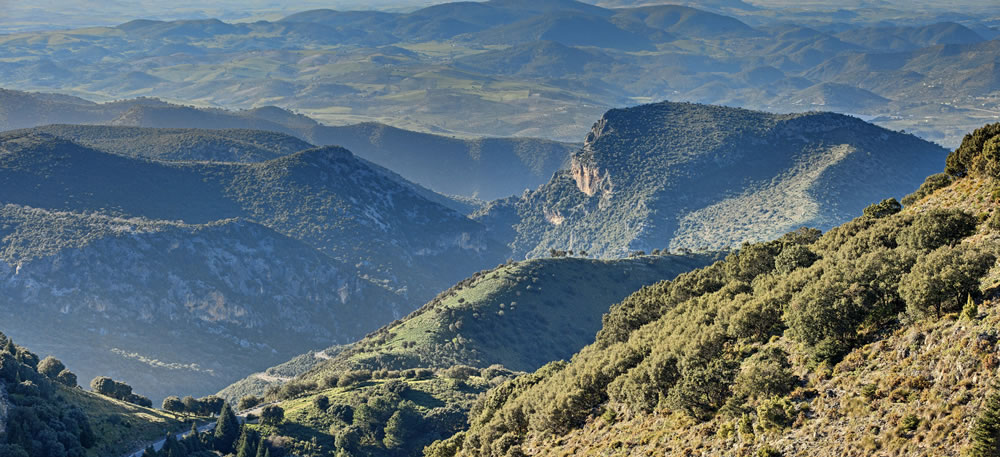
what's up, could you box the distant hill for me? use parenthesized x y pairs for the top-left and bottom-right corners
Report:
(0, 90), (575, 200)
(0, 88), (168, 131)
(782, 81), (892, 111)
(836, 21), (984, 52)
(454, 40), (616, 78)
(0, 131), (499, 301)
(0, 2), (995, 146)
(307, 122), (576, 200)
(611, 4), (761, 39)
(456, 12), (657, 51)
(0, 132), (505, 400)
(110, 102), (577, 200)
(8, 124), (313, 162)
(475, 101), (947, 259)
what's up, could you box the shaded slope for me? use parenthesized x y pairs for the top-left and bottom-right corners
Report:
(0, 204), (404, 401)
(108, 102), (577, 200)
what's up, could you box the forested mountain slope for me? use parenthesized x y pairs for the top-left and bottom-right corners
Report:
(0, 132), (505, 400)
(429, 123), (1000, 457)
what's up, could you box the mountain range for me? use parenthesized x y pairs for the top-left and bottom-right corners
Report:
(0, 129), (505, 401)
(0, 96), (952, 401)
(0, 0), (997, 147)
(0, 89), (576, 201)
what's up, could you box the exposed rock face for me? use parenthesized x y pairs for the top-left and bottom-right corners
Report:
(571, 157), (605, 197)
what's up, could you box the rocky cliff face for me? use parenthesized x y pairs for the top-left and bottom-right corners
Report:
(570, 157), (606, 197)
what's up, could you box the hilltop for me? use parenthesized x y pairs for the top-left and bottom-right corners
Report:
(9, 124), (313, 162)
(476, 101), (947, 259)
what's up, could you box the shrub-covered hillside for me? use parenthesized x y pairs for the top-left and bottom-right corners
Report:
(432, 123), (1000, 457)
(215, 253), (717, 457)
(0, 330), (191, 457)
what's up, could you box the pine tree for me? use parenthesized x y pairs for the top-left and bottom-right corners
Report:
(383, 410), (409, 449)
(971, 389), (1000, 457)
(255, 435), (268, 457)
(236, 426), (259, 457)
(183, 423), (202, 452)
(214, 402), (241, 454)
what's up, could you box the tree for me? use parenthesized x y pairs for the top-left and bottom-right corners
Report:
(255, 435), (269, 457)
(235, 426), (260, 457)
(731, 347), (795, 403)
(199, 395), (225, 416)
(37, 356), (65, 379)
(945, 122), (1000, 177)
(964, 294), (979, 320)
(862, 198), (902, 219)
(162, 396), (184, 414)
(774, 244), (818, 274)
(55, 369), (77, 387)
(897, 209), (977, 251)
(182, 396), (201, 414)
(785, 271), (865, 361)
(383, 410), (411, 449)
(667, 357), (738, 421)
(970, 388), (1000, 457)
(900, 245), (995, 318)
(260, 405), (284, 426)
(313, 395), (330, 411)
(335, 426), (361, 452)
(214, 402), (241, 454)
(238, 395), (263, 411)
(444, 365), (479, 382)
